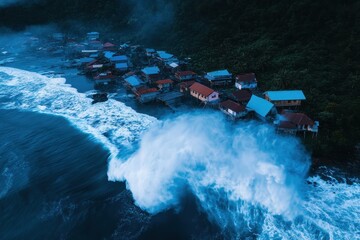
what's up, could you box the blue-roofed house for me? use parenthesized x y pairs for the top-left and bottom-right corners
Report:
(205, 69), (232, 86)
(141, 66), (161, 82)
(115, 63), (128, 72)
(146, 48), (156, 57)
(247, 95), (277, 121)
(156, 51), (178, 65)
(110, 55), (128, 63)
(104, 51), (115, 60)
(264, 90), (306, 107)
(124, 75), (144, 89)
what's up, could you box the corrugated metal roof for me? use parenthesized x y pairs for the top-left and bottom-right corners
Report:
(115, 63), (128, 69)
(169, 62), (179, 68)
(104, 51), (115, 59)
(207, 69), (231, 77)
(265, 90), (306, 101)
(176, 71), (196, 77)
(232, 89), (252, 102)
(124, 76), (143, 87)
(142, 66), (160, 75)
(103, 42), (116, 48)
(282, 112), (314, 126)
(189, 82), (215, 97)
(236, 73), (256, 82)
(79, 57), (95, 63)
(220, 100), (246, 113)
(247, 95), (274, 117)
(156, 79), (173, 85)
(157, 51), (173, 59)
(110, 55), (128, 62)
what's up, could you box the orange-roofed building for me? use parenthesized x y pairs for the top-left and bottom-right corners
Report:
(189, 82), (219, 103)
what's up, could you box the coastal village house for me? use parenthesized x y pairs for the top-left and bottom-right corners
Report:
(88, 40), (103, 50)
(230, 89), (252, 105)
(141, 66), (161, 83)
(93, 71), (116, 85)
(235, 73), (257, 90)
(219, 100), (247, 119)
(175, 71), (197, 82)
(102, 42), (117, 51)
(145, 48), (156, 57)
(189, 82), (219, 103)
(247, 95), (277, 121)
(156, 51), (179, 65)
(115, 63), (128, 72)
(135, 88), (159, 103)
(205, 69), (232, 86)
(124, 75), (144, 89)
(110, 55), (128, 63)
(179, 81), (196, 94)
(264, 90), (306, 107)
(85, 60), (104, 73)
(87, 32), (99, 41)
(103, 51), (115, 59)
(277, 111), (319, 135)
(155, 79), (174, 92)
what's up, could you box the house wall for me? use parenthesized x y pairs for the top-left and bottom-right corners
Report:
(139, 92), (158, 103)
(178, 75), (195, 81)
(271, 99), (302, 107)
(235, 82), (257, 90)
(190, 90), (206, 102)
(209, 79), (232, 86)
(206, 92), (219, 102)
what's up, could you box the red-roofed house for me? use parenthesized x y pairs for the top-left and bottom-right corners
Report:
(278, 111), (319, 134)
(175, 71), (197, 81)
(93, 71), (116, 85)
(189, 82), (219, 103)
(219, 100), (247, 119)
(135, 87), (159, 103)
(235, 73), (257, 90)
(230, 89), (252, 104)
(155, 79), (174, 92)
(103, 42), (117, 51)
(179, 81), (195, 95)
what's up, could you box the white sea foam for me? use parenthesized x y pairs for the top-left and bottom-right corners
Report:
(109, 113), (360, 239)
(1, 67), (359, 239)
(0, 67), (156, 165)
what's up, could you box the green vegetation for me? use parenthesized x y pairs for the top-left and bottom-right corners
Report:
(163, 0), (360, 161)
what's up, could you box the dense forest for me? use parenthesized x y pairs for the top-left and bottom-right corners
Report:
(1, 0), (359, 163)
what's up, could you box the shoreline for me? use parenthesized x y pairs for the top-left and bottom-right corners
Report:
(1, 49), (357, 176)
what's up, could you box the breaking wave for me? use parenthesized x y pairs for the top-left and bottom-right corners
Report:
(109, 114), (360, 239)
(0, 67), (156, 163)
(1, 67), (359, 239)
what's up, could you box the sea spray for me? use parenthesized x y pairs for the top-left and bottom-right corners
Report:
(108, 113), (311, 235)
(2, 67), (359, 239)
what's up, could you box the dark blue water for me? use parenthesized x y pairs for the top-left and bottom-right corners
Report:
(0, 109), (218, 240)
(1, 50), (359, 239)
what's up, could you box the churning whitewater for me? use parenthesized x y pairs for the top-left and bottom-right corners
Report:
(1, 67), (359, 239)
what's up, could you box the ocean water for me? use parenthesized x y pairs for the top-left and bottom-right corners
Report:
(0, 67), (359, 240)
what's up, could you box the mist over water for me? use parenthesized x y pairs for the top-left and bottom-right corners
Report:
(108, 113), (311, 235)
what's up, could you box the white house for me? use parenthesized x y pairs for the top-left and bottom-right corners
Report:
(189, 82), (219, 103)
(219, 100), (247, 119)
(235, 73), (257, 90)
